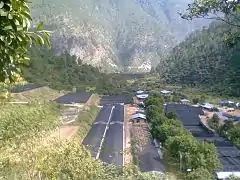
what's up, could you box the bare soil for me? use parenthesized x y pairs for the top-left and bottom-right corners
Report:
(225, 109), (240, 116)
(131, 123), (151, 151)
(124, 105), (136, 165)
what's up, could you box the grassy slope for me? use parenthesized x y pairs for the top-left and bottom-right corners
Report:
(73, 105), (100, 142)
(10, 86), (65, 102)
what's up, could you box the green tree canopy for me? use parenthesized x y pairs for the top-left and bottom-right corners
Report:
(153, 121), (186, 143)
(166, 111), (178, 119)
(181, 0), (240, 45)
(181, 0), (240, 23)
(184, 168), (213, 180)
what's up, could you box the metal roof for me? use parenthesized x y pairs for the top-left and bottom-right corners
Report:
(201, 103), (214, 109)
(11, 84), (42, 93)
(160, 90), (172, 94)
(136, 90), (145, 94)
(136, 94), (149, 99)
(54, 92), (92, 104)
(131, 113), (146, 120)
(100, 94), (133, 105)
(216, 172), (240, 179)
(181, 99), (190, 102)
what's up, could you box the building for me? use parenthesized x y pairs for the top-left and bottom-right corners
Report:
(200, 103), (214, 111)
(160, 90), (172, 95)
(131, 113), (147, 123)
(220, 100), (235, 107)
(136, 94), (149, 101)
(136, 110), (146, 115)
(54, 92), (92, 106)
(180, 99), (190, 104)
(136, 90), (145, 94)
(216, 172), (240, 180)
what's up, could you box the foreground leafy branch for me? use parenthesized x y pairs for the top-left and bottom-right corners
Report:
(0, 0), (50, 82)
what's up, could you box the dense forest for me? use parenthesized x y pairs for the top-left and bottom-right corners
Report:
(158, 20), (240, 97)
(23, 46), (131, 95)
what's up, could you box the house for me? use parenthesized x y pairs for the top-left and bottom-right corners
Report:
(136, 110), (146, 115)
(200, 103), (214, 111)
(215, 171), (240, 180)
(131, 113), (147, 123)
(136, 90), (145, 94)
(136, 94), (149, 100)
(220, 100), (229, 107)
(160, 90), (172, 95)
(180, 99), (190, 104)
(220, 100), (235, 107)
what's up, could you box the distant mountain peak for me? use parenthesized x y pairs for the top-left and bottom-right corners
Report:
(31, 0), (210, 72)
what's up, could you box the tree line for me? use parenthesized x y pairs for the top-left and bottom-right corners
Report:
(22, 46), (130, 95)
(145, 94), (222, 180)
(157, 19), (240, 97)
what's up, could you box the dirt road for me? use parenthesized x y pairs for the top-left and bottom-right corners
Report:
(124, 105), (137, 165)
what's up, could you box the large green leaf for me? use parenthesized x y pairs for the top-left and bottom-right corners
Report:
(44, 35), (51, 48)
(36, 34), (44, 45)
(0, 2), (4, 9)
(21, 11), (32, 20)
(3, 25), (13, 30)
(37, 21), (44, 31)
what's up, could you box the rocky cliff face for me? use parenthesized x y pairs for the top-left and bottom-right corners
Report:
(30, 0), (210, 72)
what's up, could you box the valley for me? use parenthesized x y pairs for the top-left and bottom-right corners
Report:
(2, 81), (240, 179)
(1, 0), (240, 179)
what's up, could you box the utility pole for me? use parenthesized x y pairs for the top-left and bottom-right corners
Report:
(179, 151), (182, 171)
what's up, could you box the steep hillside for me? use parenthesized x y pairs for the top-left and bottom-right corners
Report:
(23, 46), (128, 95)
(158, 21), (240, 97)
(30, 0), (209, 72)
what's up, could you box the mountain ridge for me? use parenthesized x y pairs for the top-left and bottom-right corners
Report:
(30, 0), (210, 72)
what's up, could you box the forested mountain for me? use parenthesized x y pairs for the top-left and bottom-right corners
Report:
(23, 46), (128, 95)
(30, 0), (209, 72)
(158, 21), (240, 97)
